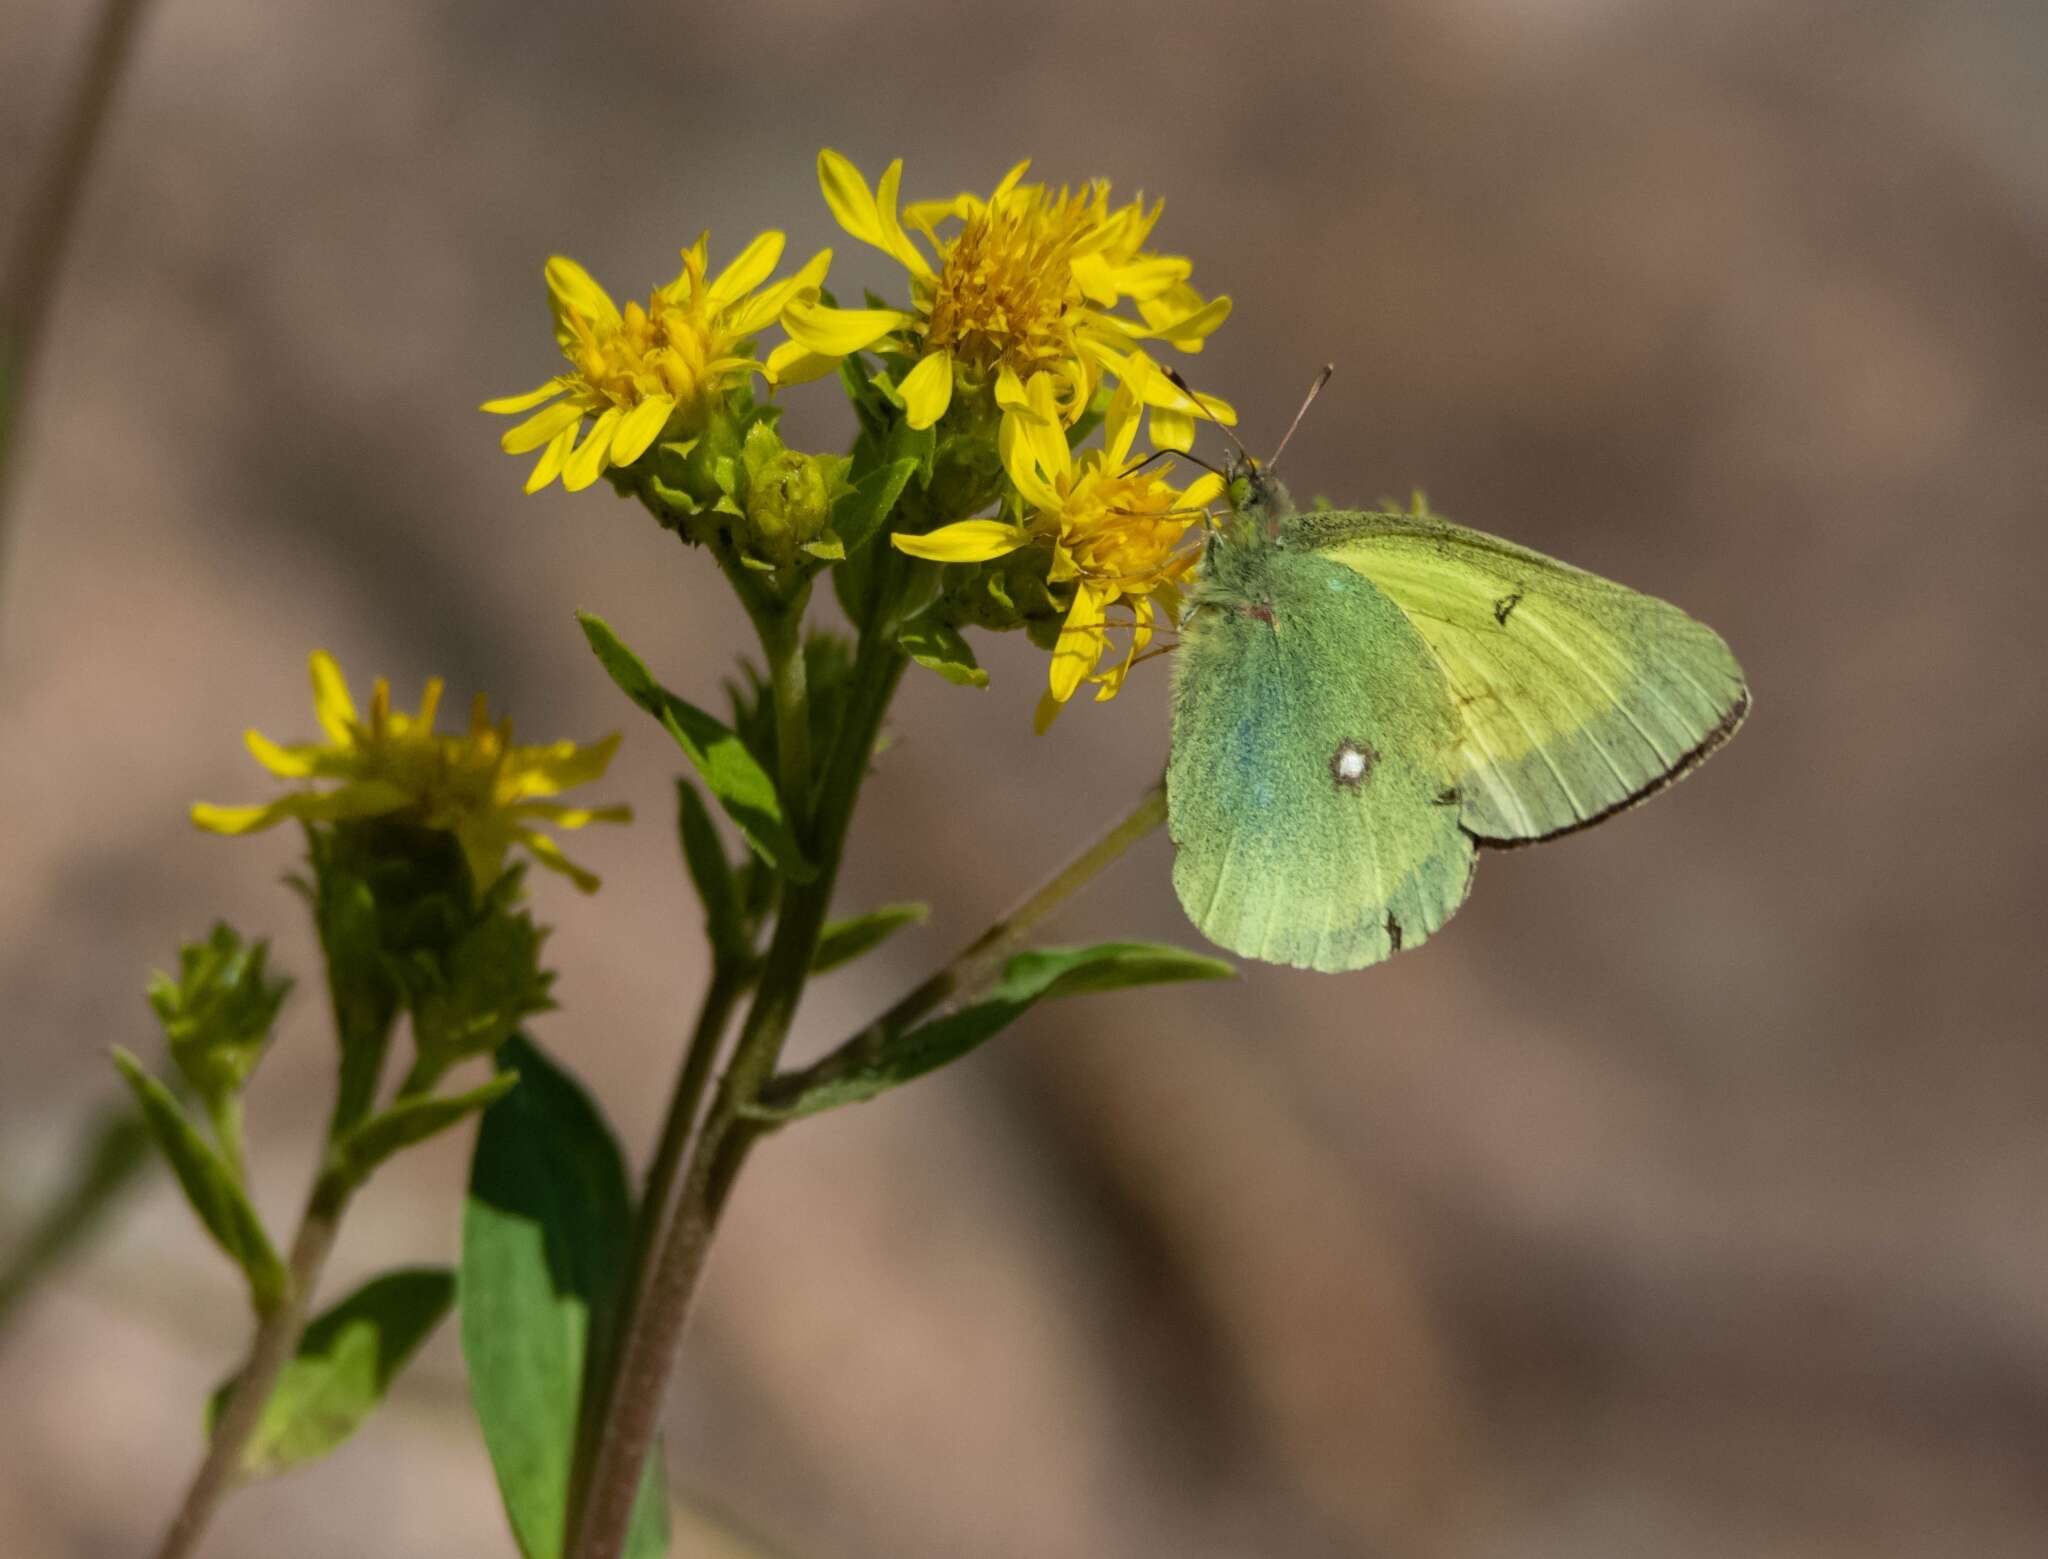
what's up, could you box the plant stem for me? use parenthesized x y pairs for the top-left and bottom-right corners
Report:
(630, 964), (746, 1274)
(0, 0), (154, 591)
(758, 594), (812, 821)
(759, 779), (1169, 1112)
(566, 627), (906, 1559)
(563, 959), (745, 1529)
(150, 1173), (347, 1559)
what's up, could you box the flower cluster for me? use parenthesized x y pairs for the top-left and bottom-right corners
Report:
(896, 380), (1221, 725)
(772, 151), (1233, 450)
(479, 149), (1238, 722)
(484, 234), (828, 494)
(194, 652), (628, 891)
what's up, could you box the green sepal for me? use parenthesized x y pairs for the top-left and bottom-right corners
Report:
(329, 1072), (521, 1191)
(207, 1267), (455, 1476)
(897, 617), (988, 688)
(462, 1035), (669, 1559)
(749, 942), (1235, 1122)
(675, 778), (748, 965)
(812, 903), (929, 976)
(404, 892), (557, 1071)
(111, 1048), (287, 1311)
(578, 610), (816, 883)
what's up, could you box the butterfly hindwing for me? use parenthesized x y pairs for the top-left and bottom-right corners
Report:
(1167, 542), (1475, 972)
(1284, 507), (1749, 845)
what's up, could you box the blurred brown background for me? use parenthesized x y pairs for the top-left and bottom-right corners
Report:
(4, 0), (2046, 1555)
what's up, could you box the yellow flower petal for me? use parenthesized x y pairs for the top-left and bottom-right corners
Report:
(782, 299), (912, 357)
(998, 409), (1062, 512)
(1048, 582), (1107, 703)
(518, 829), (602, 893)
(1032, 687), (1065, 736)
(1180, 470), (1226, 509)
(561, 407), (620, 492)
(244, 728), (321, 777)
(510, 801), (635, 829)
(818, 148), (884, 247)
(545, 256), (621, 346)
(499, 399), (584, 455)
(1149, 405), (1195, 454)
(502, 731), (622, 797)
(994, 365), (1032, 413)
(609, 394), (675, 467)
(481, 381), (564, 415)
(891, 519), (1030, 562)
(764, 341), (842, 387)
(706, 230), (785, 307)
(1020, 374), (1070, 483)
(897, 349), (954, 428)
(731, 246), (833, 334)
(872, 158), (936, 282)
(1138, 292), (1232, 351)
(525, 423), (575, 494)
(309, 651), (356, 744)
(190, 799), (300, 835)
(1103, 383), (1143, 470)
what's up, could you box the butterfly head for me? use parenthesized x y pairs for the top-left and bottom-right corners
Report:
(1221, 456), (1291, 546)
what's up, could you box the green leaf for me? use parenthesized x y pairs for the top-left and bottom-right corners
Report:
(330, 1072), (520, 1189)
(753, 942), (1235, 1121)
(578, 611), (815, 883)
(886, 409), (937, 484)
(812, 903), (929, 976)
(830, 457), (921, 561)
(675, 778), (747, 964)
(462, 1035), (669, 1559)
(897, 618), (988, 688)
(208, 1267), (454, 1475)
(111, 1048), (287, 1311)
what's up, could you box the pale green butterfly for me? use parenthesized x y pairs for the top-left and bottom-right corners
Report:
(1166, 382), (1747, 972)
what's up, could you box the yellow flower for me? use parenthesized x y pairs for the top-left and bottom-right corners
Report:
(483, 232), (830, 494)
(193, 652), (631, 893)
(894, 381), (1224, 727)
(772, 150), (1234, 450)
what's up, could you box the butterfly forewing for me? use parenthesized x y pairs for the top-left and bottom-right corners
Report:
(1284, 508), (1749, 844)
(1167, 543), (1476, 972)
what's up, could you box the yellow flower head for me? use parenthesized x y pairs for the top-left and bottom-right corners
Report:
(193, 653), (631, 893)
(483, 232), (830, 494)
(771, 151), (1234, 450)
(894, 381), (1225, 727)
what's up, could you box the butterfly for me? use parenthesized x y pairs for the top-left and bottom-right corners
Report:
(1166, 408), (1747, 973)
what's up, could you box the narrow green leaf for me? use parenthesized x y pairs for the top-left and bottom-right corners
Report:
(111, 1048), (286, 1311)
(208, 1267), (454, 1475)
(812, 903), (929, 976)
(461, 1035), (668, 1559)
(886, 415), (938, 483)
(675, 778), (746, 964)
(578, 611), (815, 883)
(898, 618), (988, 688)
(330, 1072), (519, 1189)
(754, 942), (1234, 1121)
(830, 456), (921, 561)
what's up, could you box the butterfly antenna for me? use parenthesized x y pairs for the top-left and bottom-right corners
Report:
(1119, 447), (1223, 481)
(1164, 366), (1253, 468)
(1267, 364), (1334, 472)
